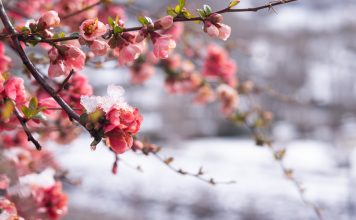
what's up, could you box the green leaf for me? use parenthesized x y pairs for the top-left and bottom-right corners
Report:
(107, 16), (114, 26)
(178, 0), (185, 9)
(228, 0), (240, 8)
(21, 106), (30, 118)
(174, 5), (181, 14)
(59, 32), (65, 38)
(114, 25), (123, 34)
(181, 9), (192, 19)
(29, 97), (38, 111)
(137, 16), (152, 25)
(203, 4), (212, 15)
(197, 9), (206, 18)
(167, 7), (177, 17)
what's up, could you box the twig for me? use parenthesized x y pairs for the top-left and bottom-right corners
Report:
(56, 69), (75, 94)
(13, 106), (42, 150)
(61, 1), (102, 20)
(152, 152), (236, 185)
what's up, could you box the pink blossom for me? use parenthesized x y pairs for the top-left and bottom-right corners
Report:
(202, 44), (237, 87)
(0, 175), (10, 190)
(0, 42), (11, 73)
(64, 45), (86, 71)
(194, 85), (216, 104)
(38, 10), (60, 28)
(104, 107), (143, 134)
(80, 18), (107, 41)
(114, 43), (144, 65)
(161, 23), (184, 41)
(48, 60), (69, 78)
(218, 24), (231, 41)
(90, 40), (109, 56)
(152, 35), (176, 59)
(4, 77), (26, 104)
(39, 97), (59, 116)
(154, 16), (174, 30)
(33, 182), (68, 219)
(106, 130), (133, 154)
(130, 63), (155, 84)
(217, 84), (238, 115)
(0, 73), (5, 93)
(205, 22), (219, 38)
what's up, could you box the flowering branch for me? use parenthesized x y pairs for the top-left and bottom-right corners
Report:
(56, 69), (75, 94)
(21, 0), (297, 45)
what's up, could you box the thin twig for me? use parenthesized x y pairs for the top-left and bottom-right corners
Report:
(13, 107), (42, 150)
(56, 69), (75, 94)
(61, 1), (102, 20)
(152, 152), (236, 185)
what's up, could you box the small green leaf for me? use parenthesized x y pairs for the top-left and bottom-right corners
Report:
(174, 4), (181, 14)
(228, 0), (240, 8)
(21, 106), (30, 118)
(60, 32), (65, 38)
(29, 97), (38, 110)
(107, 16), (114, 26)
(167, 7), (177, 17)
(178, 0), (185, 9)
(197, 9), (206, 18)
(203, 4), (212, 15)
(114, 26), (123, 34)
(137, 16), (152, 25)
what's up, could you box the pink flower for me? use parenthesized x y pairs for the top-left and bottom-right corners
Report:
(48, 45), (85, 78)
(218, 24), (231, 41)
(0, 175), (10, 190)
(48, 60), (69, 78)
(39, 97), (59, 116)
(80, 18), (107, 41)
(114, 43), (144, 65)
(217, 84), (238, 115)
(64, 45), (86, 70)
(33, 182), (68, 219)
(202, 44), (237, 87)
(205, 22), (219, 38)
(161, 23), (184, 41)
(90, 40), (109, 56)
(4, 77), (26, 104)
(154, 16), (174, 30)
(0, 42), (11, 73)
(194, 85), (216, 104)
(38, 10), (60, 28)
(104, 107), (143, 134)
(152, 35), (176, 59)
(203, 13), (231, 41)
(106, 130), (133, 154)
(130, 63), (155, 84)
(0, 73), (5, 93)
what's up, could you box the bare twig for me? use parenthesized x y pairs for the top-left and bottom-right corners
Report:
(56, 69), (75, 94)
(152, 152), (236, 185)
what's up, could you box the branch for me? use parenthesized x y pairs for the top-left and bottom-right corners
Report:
(56, 69), (75, 94)
(152, 152), (236, 185)
(13, 106), (42, 150)
(27, 0), (297, 44)
(0, 0), (102, 143)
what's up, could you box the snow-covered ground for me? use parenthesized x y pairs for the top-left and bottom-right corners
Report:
(55, 137), (352, 220)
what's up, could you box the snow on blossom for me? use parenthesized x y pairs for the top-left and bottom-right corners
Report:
(80, 85), (129, 113)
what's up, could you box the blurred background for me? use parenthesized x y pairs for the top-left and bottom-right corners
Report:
(53, 0), (356, 219)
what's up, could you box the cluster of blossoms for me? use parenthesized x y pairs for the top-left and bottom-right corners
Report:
(81, 85), (143, 154)
(203, 13), (231, 41)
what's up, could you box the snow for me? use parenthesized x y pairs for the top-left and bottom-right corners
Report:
(55, 137), (350, 220)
